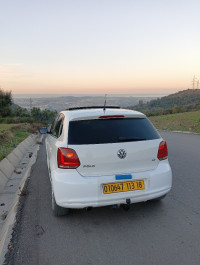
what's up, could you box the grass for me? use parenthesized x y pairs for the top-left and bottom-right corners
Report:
(0, 123), (43, 161)
(149, 110), (200, 133)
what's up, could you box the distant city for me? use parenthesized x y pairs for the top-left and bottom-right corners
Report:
(13, 93), (167, 112)
(13, 93), (168, 98)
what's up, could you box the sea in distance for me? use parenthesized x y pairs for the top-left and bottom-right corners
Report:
(13, 93), (168, 99)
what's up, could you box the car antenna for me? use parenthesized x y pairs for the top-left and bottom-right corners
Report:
(103, 94), (107, 112)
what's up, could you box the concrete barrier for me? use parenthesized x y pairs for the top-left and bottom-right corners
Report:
(0, 158), (15, 179)
(0, 171), (8, 194)
(24, 137), (32, 145)
(6, 152), (20, 168)
(12, 148), (24, 161)
(0, 133), (40, 263)
(17, 142), (27, 153)
(0, 134), (37, 193)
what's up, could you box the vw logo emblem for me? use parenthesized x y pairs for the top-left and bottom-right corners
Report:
(117, 149), (127, 159)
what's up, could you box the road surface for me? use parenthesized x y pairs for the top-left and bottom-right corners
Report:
(4, 131), (200, 265)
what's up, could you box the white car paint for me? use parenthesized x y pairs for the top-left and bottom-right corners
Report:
(45, 108), (172, 209)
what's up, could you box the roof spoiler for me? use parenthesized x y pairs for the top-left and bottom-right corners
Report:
(66, 106), (121, 111)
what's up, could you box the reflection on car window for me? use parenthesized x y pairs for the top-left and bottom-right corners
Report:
(51, 114), (64, 138)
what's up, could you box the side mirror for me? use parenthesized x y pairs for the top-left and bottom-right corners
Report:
(47, 126), (51, 133)
(39, 127), (48, 134)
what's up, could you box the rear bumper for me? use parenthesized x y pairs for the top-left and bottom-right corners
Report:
(51, 160), (172, 208)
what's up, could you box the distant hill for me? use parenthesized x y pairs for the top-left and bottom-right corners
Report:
(13, 95), (158, 112)
(129, 89), (200, 115)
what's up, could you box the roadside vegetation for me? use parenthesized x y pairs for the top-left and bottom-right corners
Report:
(0, 123), (44, 160)
(128, 88), (200, 133)
(129, 89), (200, 116)
(150, 110), (200, 133)
(0, 87), (57, 124)
(0, 88), (57, 161)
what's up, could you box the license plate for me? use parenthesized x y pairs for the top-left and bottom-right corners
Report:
(103, 180), (145, 194)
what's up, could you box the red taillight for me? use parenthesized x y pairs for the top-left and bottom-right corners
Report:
(57, 148), (80, 169)
(99, 115), (124, 119)
(157, 141), (168, 160)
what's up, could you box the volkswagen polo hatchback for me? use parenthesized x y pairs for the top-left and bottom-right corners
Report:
(45, 106), (172, 216)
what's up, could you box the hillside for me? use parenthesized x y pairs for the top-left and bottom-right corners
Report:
(129, 89), (200, 115)
(150, 110), (200, 133)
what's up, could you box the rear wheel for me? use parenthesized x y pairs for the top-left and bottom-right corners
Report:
(52, 191), (70, 216)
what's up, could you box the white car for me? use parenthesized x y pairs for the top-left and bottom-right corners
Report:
(44, 106), (172, 216)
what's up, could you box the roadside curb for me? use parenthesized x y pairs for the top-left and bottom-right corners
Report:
(158, 130), (200, 135)
(0, 134), (43, 264)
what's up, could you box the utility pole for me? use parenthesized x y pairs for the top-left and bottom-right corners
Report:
(192, 76), (196, 89)
(197, 80), (199, 89)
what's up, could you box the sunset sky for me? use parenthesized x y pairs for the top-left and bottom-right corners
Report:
(0, 0), (200, 95)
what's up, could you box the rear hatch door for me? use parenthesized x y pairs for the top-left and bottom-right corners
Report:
(68, 117), (161, 177)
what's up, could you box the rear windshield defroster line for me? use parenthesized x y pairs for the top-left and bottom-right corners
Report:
(68, 118), (160, 145)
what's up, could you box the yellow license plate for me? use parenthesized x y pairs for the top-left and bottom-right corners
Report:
(103, 180), (145, 194)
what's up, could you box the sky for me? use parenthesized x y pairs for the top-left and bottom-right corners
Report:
(0, 0), (200, 95)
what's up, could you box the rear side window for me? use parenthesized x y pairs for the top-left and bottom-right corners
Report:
(68, 118), (160, 145)
(51, 114), (64, 138)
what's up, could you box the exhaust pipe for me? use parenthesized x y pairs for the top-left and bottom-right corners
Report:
(112, 199), (131, 211)
(121, 199), (131, 211)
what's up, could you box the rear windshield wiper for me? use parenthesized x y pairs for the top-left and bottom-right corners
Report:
(118, 137), (146, 142)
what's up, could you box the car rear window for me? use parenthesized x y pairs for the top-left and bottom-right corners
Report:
(68, 118), (160, 145)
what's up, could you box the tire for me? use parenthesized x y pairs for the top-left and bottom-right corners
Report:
(52, 191), (70, 216)
(152, 194), (167, 201)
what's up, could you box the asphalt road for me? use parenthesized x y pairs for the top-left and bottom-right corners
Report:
(4, 132), (200, 265)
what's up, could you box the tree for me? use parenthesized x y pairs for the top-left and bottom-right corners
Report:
(12, 106), (30, 117)
(30, 107), (57, 123)
(0, 88), (13, 117)
(40, 109), (57, 123)
(31, 107), (42, 120)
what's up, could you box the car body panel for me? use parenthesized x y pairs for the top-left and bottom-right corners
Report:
(50, 160), (172, 208)
(45, 108), (172, 209)
(70, 139), (161, 177)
